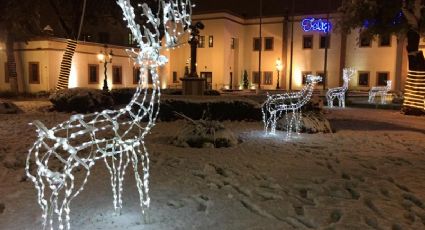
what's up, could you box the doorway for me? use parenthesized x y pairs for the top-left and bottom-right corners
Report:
(200, 72), (213, 90)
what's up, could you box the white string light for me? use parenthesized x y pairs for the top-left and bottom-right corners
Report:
(368, 80), (392, 104)
(25, 1), (193, 229)
(326, 67), (356, 108)
(262, 75), (322, 139)
(403, 70), (425, 110)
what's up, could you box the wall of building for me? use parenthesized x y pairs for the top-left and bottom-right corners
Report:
(345, 30), (398, 91)
(243, 17), (284, 90)
(0, 38), (144, 93)
(0, 12), (411, 94)
(286, 15), (342, 90)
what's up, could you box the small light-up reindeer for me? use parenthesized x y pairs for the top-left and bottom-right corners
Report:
(326, 67), (356, 108)
(25, 1), (193, 229)
(368, 80), (392, 104)
(262, 75), (322, 139)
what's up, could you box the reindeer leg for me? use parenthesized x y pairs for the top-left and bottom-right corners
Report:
(26, 143), (49, 228)
(130, 143), (150, 224)
(117, 145), (131, 214)
(104, 151), (119, 213)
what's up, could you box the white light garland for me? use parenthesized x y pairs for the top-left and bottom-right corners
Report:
(262, 75), (322, 139)
(368, 80), (392, 104)
(403, 70), (425, 110)
(326, 67), (356, 108)
(25, 1), (193, 229)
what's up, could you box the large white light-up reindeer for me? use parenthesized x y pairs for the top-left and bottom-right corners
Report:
(25, 1), (193, 229)
(262, 75), (322, 139)
(326, 68), (356, 108)
(368, 80), (392, 104)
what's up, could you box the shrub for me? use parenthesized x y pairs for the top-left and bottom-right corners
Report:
(204, 90), (221, 96)
(162, 88), (183, 95)
(50, 88), (114, 113)
(0, 91), (18, 99)
(159, 98), (262, 121)
(110, 88), (136, 105)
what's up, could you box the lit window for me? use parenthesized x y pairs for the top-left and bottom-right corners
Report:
(252, 71), (260, 84)
(302, 71), (312, 85)
(379, 34), (391, 47)
(253, 38), (261, 51)
(128, 33), (134, 45)
(264, 37), (274, 51)
(133, 67), (141, 84)
(112, 66), (122, 84)
(358, 72), (370, 86)
(360, 34), (371, 47)
(29, 62), (40, 84)
(88, 64), (99, 84)
(198, 36), (205, 48)
(173, 71), (178, 83)
(4, 62), (9, 83)
(263, 71), (273, 85)
(208, 36), (213, 47)
(377, 72), (389, 86)
(303, 35), (313, 49)
(320, 35), (330, 49)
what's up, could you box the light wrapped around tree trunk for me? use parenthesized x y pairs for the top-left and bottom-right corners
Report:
(403, 70), (425, 112)
(56, 39), (78, 90)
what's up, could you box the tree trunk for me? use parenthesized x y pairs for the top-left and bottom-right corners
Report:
(6, 35), (18, 94)
(56, 39), (78, 90)
(403, 29), (425, 115)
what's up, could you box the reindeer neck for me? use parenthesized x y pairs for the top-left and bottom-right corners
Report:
(342, 79), (349, 89)
(297, 82), (316, 107)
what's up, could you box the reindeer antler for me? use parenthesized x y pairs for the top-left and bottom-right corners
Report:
(117, 0), (193, 67)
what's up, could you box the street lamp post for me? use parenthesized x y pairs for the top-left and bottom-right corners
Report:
(97, 44), (113, 92)
(276, 58), (283, 90)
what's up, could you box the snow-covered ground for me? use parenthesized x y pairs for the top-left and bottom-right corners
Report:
(1, 101), (425, 230)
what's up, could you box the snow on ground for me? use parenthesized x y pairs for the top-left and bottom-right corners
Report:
(1, 101), (425, 230)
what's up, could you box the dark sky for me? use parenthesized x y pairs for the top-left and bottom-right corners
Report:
(192, 0), (342, 18)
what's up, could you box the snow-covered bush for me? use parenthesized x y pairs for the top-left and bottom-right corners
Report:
(204, 90), (220, 96)
(110, 88), (135, 105)
(0, 101), (22, 114)
(171, 117), (238, 148)
(49, 88), (114, 113)
(160, 98), (261, 121)
(276, 111), (332, 134)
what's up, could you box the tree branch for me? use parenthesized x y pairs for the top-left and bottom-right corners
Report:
(402, 0), (419, 30)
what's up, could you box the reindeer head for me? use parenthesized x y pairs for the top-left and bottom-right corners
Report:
(306, 75), (322, 84)
(117, 0), (193, 68)
(343, 67), (356, 82)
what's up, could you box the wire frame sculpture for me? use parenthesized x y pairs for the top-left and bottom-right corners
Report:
(262, 75), (322, 139)
(368, 80), (392, 104)
(25, 1), (193, 229)
(326, 67), (356, 108)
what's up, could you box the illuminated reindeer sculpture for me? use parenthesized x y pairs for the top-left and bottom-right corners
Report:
(368, 80), (392, 104)
(262, 75), (322, 139)
(326, 67), (356, 108)
(25, 0), (193, 229)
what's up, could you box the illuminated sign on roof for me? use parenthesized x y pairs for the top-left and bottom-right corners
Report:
(301, 18), (332, 33)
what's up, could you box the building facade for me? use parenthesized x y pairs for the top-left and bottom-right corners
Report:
(166, 12), (409, 92)
(0, 11), (421, 93)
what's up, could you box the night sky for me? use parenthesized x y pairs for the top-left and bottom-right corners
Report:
(192, 0), (343, 17)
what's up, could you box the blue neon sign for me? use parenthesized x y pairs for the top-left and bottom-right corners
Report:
(301, 18), (332, 33)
